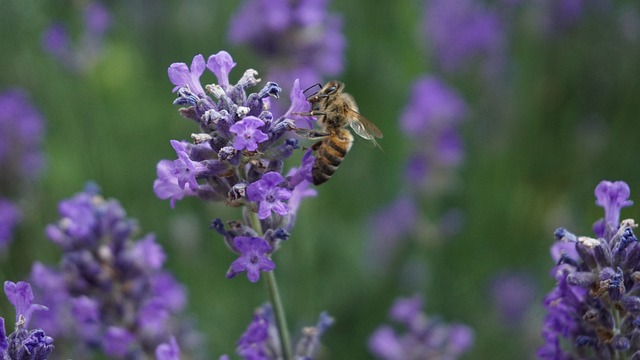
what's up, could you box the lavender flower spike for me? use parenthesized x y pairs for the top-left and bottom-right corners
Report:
(30, 184), (199, 359)
(539, 180), (640, 359)
(0, 281), (54, 360)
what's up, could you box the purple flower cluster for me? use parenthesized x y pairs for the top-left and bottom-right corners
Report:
(156, 51), (317, 283)
(228, 0), (345, 96)
(28, 184), (196, 359)
(235, 304), (333, 360)
(42, 1), (111, 73)
(423, 0), (505, 77)
(0, 89), (46, 250)
(400, 75), (467, 190)
(539, 180), (640, 359)
(1, 281), (54, 360)
(368, 295), (474, 360)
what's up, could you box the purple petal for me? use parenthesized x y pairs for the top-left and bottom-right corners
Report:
(207, 51), (236, 89)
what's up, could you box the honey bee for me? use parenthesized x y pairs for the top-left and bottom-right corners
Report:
(295, 80), (383, 185)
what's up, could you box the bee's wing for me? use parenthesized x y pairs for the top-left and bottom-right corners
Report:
(345, 108), (383, 148)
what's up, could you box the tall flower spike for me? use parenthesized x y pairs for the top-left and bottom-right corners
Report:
(539, 180), (640, 359)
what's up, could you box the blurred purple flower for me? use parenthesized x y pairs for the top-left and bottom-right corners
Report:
(156, 336), (181, 360)
(366, 197), (419, 269)
(30, 184), (199, 359)
(369, 295), (474, 360)
(227, 236), (276, 282)
(490, 272), (537, 327)
(228, 0), (345, 97)
(0, 88), (45, 249)
(42, 1), (112, 73)
(0, 199), (21, 250)
(400, 76), (467, 136)
(424, 0), (505, 76)
(102, 327), (135, 357)
(0, 88), (46, 180)
(84, 1), (111, 35)
(42, 23), (70, 58)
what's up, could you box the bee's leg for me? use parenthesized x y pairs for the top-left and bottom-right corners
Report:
(292, 110), (327, 117)
(292, 128), (330, 139)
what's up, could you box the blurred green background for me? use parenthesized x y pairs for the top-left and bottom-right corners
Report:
(2, 0), (640, 359)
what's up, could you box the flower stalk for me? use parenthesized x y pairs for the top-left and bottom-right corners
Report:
(248, 209), (293, 360)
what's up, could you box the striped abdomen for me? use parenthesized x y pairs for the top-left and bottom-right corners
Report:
(312, 129), (354, 185)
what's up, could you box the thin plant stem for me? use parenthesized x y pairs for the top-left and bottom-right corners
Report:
(248, 210), (293, 360)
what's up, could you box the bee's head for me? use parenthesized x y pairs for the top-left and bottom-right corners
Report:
(322, 80), (344, 96)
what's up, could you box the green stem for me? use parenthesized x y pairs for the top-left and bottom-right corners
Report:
(248, 211), (293, 360)
(265, 269), (293, 360)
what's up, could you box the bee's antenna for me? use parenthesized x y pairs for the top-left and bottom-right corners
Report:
(303, 83), (323, 98)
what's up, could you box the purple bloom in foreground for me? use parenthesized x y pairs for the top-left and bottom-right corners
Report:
(247, 172), (292, 220)
(369, 295), (474, 360)
(227, 236), (275, 282)
(160, 50), (318, 285)
(539, 180), (640, 359)
(229, 116), (269, 151)
(0, 281), (54, 360)
(30, 184), (198, 359)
